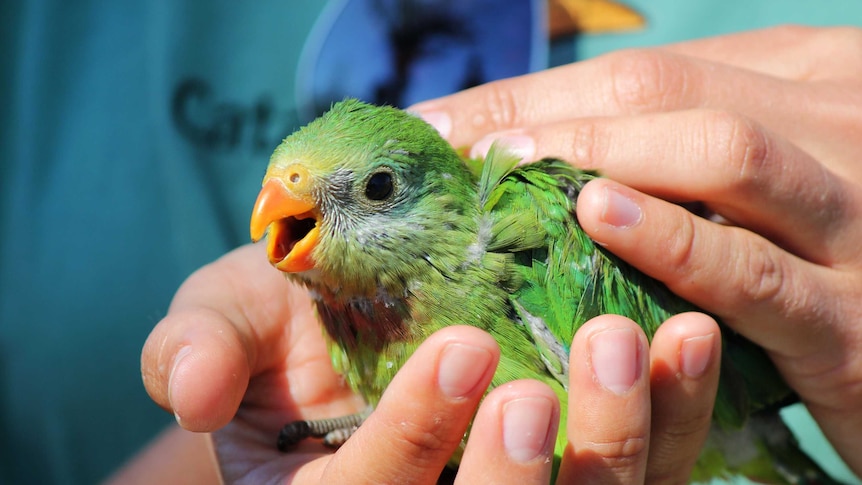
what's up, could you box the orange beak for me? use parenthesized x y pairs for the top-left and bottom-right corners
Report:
(250, 178), (319, 273)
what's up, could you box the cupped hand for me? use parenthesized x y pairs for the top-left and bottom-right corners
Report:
(410, 25), (862, 473)
(141, 243), (721, 483)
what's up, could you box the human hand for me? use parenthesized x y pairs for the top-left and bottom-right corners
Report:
(410, 25), (862, 473)
(141, 243), (721, 483)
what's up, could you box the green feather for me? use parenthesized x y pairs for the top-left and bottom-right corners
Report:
(260, 100), (843, 484)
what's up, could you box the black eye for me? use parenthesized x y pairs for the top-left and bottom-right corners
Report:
(365, 171), (393, 200)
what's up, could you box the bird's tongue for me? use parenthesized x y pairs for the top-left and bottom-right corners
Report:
(269, 215), (319, 272)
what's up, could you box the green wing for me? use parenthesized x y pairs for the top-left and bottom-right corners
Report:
(478, 145), (792, 428)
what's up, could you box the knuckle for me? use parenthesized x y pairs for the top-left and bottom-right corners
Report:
(806, 165), (849, 230)
(712, 111), (772, 192)
(584, 436), (648, 467)
(471, 80), (521, 132)
(603, 49), (692, 113)
(391, 416), (461, 462)
(735, 238), (787, 305)
(660, 211), (699, 281)
(568, 121), (609, 169)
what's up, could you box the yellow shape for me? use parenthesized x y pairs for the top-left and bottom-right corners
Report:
(548, 0), (645, 36)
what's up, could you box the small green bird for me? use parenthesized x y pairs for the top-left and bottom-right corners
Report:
(249, 99), (839, 484)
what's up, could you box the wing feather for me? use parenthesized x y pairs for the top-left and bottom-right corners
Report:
(478, 147), (790, 428)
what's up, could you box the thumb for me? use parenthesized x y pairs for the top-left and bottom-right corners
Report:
(142, 307), (251, 432)
(141, 243), (299, 431)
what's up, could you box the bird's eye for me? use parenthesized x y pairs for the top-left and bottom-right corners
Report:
(365, 171), (394, 201)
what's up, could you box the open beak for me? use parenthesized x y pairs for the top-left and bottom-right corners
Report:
(250, 178), (319, 273)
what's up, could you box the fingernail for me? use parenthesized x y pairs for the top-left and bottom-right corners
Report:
(414, 110), (452, 139)
(470, 133), (535, 162)
(469, 136), (494, 159)
(601, 186), (642, 228)
(590, 328), (639, 395)
(680, 334), (714, 378)
(168, 345), (192, 410)
(438, 343), (493, 398)
(503, 397), (554, 462)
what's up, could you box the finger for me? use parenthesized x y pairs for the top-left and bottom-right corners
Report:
(558, 315), (650, 485)
(410, 49), (861, 169)
(411, 50), (709, 147)
(660, 25), (862, 81)
(307, 326), (500, 485)
(490, 109), (862, 265)
(645, 313), (721, 483)
(142, 307), (250, 431)
(455, 380), (560, 485)
(574, 178), (839, 358)
(141, 243), (312, 431)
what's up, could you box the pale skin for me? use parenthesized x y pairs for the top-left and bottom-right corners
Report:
(118, 24), (862, 483)
(411, 25), (862, 475)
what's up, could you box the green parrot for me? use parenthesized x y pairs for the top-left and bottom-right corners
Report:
(249, 99), (840, 484)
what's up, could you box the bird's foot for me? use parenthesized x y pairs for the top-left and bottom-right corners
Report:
(277, 408), (371, 452)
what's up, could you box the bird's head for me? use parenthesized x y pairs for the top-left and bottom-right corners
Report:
(250, 99), (478, 294)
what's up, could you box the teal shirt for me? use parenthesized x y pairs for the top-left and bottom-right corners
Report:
(2, 1), (860, 483)
(1, 3), (320, 483)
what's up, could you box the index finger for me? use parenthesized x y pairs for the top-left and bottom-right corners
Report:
(408, 46), (858, 168)
(408, 48), (726, 147)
